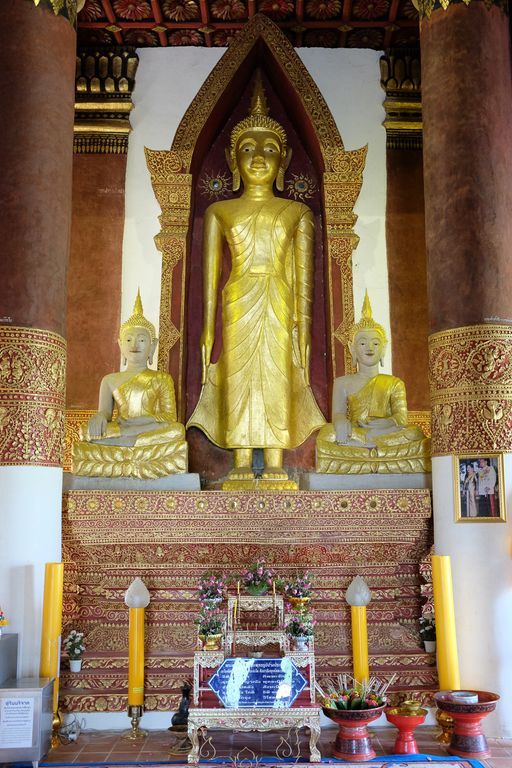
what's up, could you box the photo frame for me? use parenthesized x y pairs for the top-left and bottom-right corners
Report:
(454, 454), (506, 523)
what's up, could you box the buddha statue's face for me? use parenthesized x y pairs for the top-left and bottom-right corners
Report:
(236, 129), (283, 188)
(119, 326), (153, 367)
(352, 329), (386, 368)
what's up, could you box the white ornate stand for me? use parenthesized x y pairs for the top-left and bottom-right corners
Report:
(187, 706), (322, 763)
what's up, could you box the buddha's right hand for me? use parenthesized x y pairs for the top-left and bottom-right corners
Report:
(87, 412), (107, 439)
(333, 415), (351, 444)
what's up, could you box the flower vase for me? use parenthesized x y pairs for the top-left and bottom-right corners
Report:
(293, 636), (309, 652)
(204, 633), (223, 651)
(202, 597), (223, 608)
(289, 596), (311, 611)
(424, 640), (436, 653)
(69, 659), (82, 672)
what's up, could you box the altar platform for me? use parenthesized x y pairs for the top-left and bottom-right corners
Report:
(60, 488), (436, 715)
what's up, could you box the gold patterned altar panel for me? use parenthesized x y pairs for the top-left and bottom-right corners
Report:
(0, 326), (66, 467)
(429, 324), (512, 454)
(61, 489), (435, 712)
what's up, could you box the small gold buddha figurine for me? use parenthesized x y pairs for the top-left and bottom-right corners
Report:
(72, 291), (187, 479)
(316, 292), (430, 474)
(187, 73), (325, 488)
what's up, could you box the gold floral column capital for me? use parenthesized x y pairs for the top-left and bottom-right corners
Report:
(0, 326), (66, 467)
(429, 324), (512, 455)
(29, 0), (79, 27)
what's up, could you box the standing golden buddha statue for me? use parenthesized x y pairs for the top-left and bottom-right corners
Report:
(316, 292), (430, 474)
(72, 291), (188, 479)
(187, 75), (325, 488)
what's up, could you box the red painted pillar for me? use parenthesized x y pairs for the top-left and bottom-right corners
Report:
(421, 0), (512, 728)
(421, 0), (512, 456)
(0, 0), (75, 467)
(0, 0), (75, 677)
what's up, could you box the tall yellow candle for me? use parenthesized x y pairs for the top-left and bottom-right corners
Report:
(351, 606), (369, 684)
(345, 575), (371, 685)
(431, 555), (460, 690)
(39, 562), (64, 716)
(128, 608), (145, 706)
(124, 578), (150, 709)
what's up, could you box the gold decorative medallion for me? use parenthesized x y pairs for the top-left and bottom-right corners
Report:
(429, 324), (512, 454)
(0, 326), (66, 467)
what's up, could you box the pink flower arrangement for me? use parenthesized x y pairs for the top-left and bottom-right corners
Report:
(284, 609), (316, 637)
(0, 607), (8, 627)
(195, 606), (224, 636)
(284, 571), (313, 598)
(198, 573), (227, 602)
(241, 559), (275, 590)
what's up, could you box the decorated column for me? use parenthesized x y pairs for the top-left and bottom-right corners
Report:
(0, 0), (76, 674)
(420, 0), (512, 734)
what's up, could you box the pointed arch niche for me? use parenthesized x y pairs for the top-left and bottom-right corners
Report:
(146, 15), (366, 478)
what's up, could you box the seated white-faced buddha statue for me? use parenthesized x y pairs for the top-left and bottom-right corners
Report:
(316, 292), (430, 474)
(72, 291), (187, 479)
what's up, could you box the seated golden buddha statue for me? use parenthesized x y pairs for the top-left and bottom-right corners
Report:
(316, 292), (430, 474)
(72, 292), (187, 479)
(187, 73), (325, 488)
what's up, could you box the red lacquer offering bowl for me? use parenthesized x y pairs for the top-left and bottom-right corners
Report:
(322, 704), (386, 761)
(434, 690), (499, 759)
(385, 705), (427, 754)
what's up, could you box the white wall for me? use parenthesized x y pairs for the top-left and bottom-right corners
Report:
(122, 47), (390, 371)
(0, 467), (62, 677)
(432, 455), (512, 736)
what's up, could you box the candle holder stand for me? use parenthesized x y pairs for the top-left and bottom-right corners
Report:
(51, 710), (62, 749)
(124, 705), (148, 740)
(169, 723), (192, 754)
(436, 709), (454, 743)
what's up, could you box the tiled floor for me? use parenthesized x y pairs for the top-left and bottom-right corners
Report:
(35, 726), (512, 767)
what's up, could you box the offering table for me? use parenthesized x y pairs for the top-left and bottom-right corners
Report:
(187, 706), (321, 763)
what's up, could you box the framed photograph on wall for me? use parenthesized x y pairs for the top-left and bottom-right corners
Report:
(454, 454), (506, 522)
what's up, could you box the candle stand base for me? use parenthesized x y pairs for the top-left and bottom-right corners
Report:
(123, 705), (148, 740)
(436, 709), (454, 744)
(51, 711), (62, 749)
(169, 724), (192, 754)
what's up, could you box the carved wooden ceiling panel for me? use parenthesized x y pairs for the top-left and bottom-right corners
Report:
(77, 0), (419, 49)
